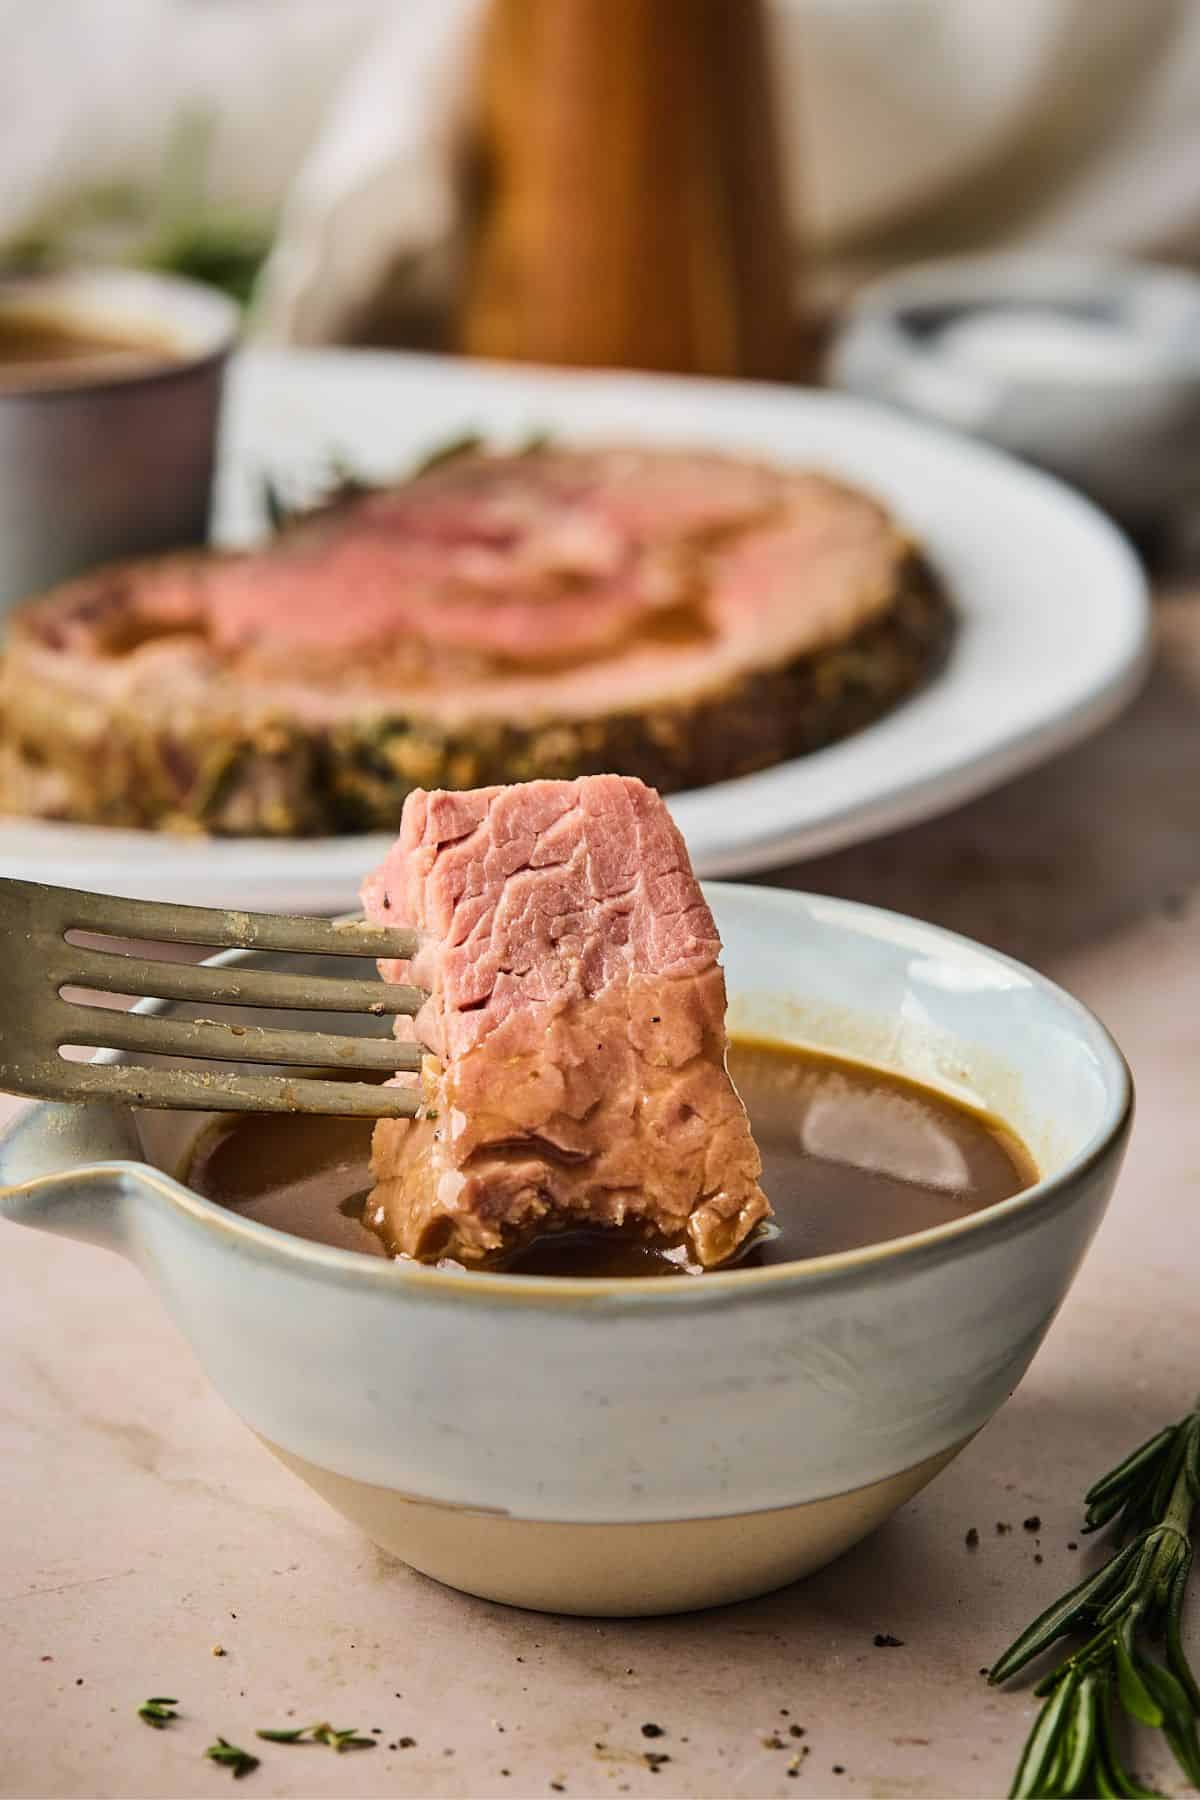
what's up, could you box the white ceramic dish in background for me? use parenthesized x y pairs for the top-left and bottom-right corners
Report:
(830, 251), (1200, 525)
(0, 348), (1148, 907)
(0, 885), (1131, 1616)
(0, 268), (239, 610)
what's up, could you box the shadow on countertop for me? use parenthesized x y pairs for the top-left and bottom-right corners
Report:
(765, 589), (1200, 971)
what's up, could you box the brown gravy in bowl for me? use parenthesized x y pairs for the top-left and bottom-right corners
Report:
(0, 310), (181, 385)
(186, 1040), (1036, 1277)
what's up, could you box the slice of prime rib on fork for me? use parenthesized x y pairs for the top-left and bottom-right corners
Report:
(361, 775), (770, 1269)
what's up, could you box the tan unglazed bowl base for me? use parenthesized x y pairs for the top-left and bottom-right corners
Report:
(262, 1437), (965, 1616)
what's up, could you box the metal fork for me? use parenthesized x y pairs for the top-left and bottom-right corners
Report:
(0, 879), (426, 1118)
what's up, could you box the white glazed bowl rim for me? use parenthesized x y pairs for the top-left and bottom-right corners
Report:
(20, 883), (1129, 1309)
(832, 249), (1200, 394)
(0, 266), (240, 397)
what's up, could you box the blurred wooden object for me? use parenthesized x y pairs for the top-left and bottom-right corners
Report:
(460, 0), (798, 378)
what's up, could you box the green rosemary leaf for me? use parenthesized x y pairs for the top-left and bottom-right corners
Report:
(1044, 1686), (1092, 1799)
(261, 473), (289, 534)
(1166, 1556), (1200, 1712)
(1096, 1538), (1158, 1627)
(314, 1725), (376, 1752)
(326, 451), (368, 495)
(1009, 1671), (1080, 1799)
(259, 1721), (376, 1753)
(205, 1737), (260, 1779)
(1187, 1422), (1200, 1500)
(1139, 1659), (1200, 1787)
(1094, 1761), (1123, 1799)
(137, 1697), (179, 1728)
(1058, 1672), (1100, 1797)
(997, 1404), (1200, 1800)
(1086, 1428), (1178, 1510)
(1094, 1753), (1124, 1800)
(1042, 1725), (1074, 1797)
(1115, 1623), (1164, 1727)
(1149, 1435), (1189, 1526)
(1096, 1684), (1160, 1799)
(411, 432), (483, 478)
(1135, 1655), (1189, 1727)
(1162, 1720), (1200, 1791)
(1105, 1755), (1160, 1800)
(1086, 1485), (1139, 1534)
(990, 1543), (1140, 1684)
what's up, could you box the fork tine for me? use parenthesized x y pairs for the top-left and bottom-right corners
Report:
(51, 1059), (422, 1118)
(61, 1007), (425, 1073)
(0, 878), (430, 1118)
(64, 948), (425, 1016)
(58, 887), (419, 961)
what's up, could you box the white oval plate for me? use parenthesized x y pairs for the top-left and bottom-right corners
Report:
(0, 348), (1148, 910)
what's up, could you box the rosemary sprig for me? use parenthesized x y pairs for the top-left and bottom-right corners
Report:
(990, 1403), (1200, 1798)
(260, 472), (291, 534)
(260, 427), (554, 539)
(256, 1721), (376, 1752)
(407, 427), (551, 475)
(410, 431), (484, 477)
(137, 1696), (179, 1729)
(205, 1737), (260, 1779)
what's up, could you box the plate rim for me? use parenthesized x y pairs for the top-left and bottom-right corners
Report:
(0, 346), (1150, 903)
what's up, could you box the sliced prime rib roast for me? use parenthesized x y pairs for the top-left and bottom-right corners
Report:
(0, 444), (950, 836)
(361, 775), (770, 1269)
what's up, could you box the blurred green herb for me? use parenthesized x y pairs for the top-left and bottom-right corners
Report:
(137, 1696), (179, 1730)
(143, 109), (270, 305)
(411, 432), (484, 477)
(205, 1737), (260, 1779)
(326, 451), (370, 496)
(260, 473), (291, 534)
(1, 108), (271, 306)
(258, 428), (556, 537)
(146, 218), (269, 309)
(990, 1403), (1200, 1798)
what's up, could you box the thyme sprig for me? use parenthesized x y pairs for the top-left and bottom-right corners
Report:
(205, 1737), (260, 1779)
(257, 1721), (376, 1752)
(990, 1404), (1200, 1798)
(137, 1696), (179, 1729)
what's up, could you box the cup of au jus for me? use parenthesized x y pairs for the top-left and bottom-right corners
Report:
(0, 268), (240, 614)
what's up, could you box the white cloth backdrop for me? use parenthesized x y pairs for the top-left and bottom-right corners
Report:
(3, 0), (1200, 340)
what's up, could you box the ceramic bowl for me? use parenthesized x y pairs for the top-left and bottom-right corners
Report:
(829, 251), (1200, 525)
(0, 267), (238, 611)
(0, 885), (1131, 1616)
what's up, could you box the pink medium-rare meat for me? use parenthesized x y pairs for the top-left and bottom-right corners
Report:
(184, 447), (781, 664)
(0, 444), (951, 835)
(361, 776), (770, 1268)
(33, 448), (879, 676)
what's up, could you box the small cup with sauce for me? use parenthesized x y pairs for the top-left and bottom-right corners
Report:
(0, 885), (1132, 1616)
(828, 251), (1200, 526)
(0, 267), (239, 613)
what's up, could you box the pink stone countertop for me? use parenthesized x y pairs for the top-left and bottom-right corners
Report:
(3, 591), (1199, 1800)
